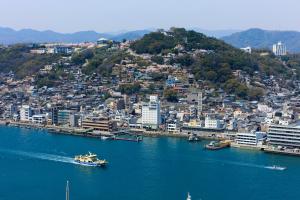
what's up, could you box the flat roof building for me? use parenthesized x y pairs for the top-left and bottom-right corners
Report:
(82, 117), (117, 132)
(268, 124), (300, 148)
(235, 132), (266, 147)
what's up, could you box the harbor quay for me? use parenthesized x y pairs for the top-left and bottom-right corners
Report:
(4, 119), (300, 157)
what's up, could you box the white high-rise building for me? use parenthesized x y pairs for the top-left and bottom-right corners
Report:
(142, 95), (161, 129)
(20, 105), (33, 122)
(273, 41), (287, 56)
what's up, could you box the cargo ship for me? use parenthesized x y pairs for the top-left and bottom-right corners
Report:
(74, 152), (108, 167)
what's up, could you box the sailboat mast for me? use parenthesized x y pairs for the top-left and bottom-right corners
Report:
(187, 192), (191, 200)
(66, 181), (70, 200)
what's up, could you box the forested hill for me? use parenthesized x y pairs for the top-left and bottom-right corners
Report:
(0, 45), (60, 78)
(1, 28), (300, 100)
(130, 28), (291, 78)
(129, 28), (300, 99)
(131, 28), (234, 54)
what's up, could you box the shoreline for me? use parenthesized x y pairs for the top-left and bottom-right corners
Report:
(3, 120), (300, 157)
(3, 120), (226, 141)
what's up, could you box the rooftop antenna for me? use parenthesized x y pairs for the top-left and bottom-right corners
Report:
(66, 181), (70, 200)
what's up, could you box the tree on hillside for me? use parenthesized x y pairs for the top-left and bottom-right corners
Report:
(164, 88), (179, 102)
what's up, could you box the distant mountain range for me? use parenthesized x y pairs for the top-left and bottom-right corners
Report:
(222, 28), (300, 53)
(2, 27), (300, 53)
(0, 27), (151, 44)
(0, 27), (240, 45)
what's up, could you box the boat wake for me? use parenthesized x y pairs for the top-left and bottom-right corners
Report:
(222, 160), (268, 169)
(0, 149), (76, 165)
(207, 159), (284, 171)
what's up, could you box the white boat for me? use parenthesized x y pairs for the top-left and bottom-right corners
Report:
(188, 135), (200, 142)
(187, 192), (191, 200)
(101, 136), (111, 140)
(266, 165), (287, 171)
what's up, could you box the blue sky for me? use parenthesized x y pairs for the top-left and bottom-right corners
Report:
(0, 0), (299, 33)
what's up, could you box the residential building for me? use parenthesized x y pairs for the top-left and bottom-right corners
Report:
(54, 46), (74, 54)
(257, 104), (273, 113)
(51, 107), (60, 125)
(32, 114), (47, 124)
(240, 47), (252, 54)
(69, 114), (81, 127)
(166, 75), (177, 87)
(204, 117), (223, 129)
(188, 74), (195, 84)
(187, 90), (202, 117)
(20, 105), (33, 122)
(58, 110), (72, 125)
(167, 123), (179, 133)
(97, 38), (110, 45)
(7, 104), (18, 117)
(30, 49), (46, 54)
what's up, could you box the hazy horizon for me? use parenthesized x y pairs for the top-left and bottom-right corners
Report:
(1, 0), (299, 33)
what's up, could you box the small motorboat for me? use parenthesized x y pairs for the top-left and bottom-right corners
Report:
(266, 165), (287, 171)
(188, 135), (200, 142)
(101, 136), (112, 140)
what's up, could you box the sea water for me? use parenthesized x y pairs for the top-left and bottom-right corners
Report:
(0, 126), (299, 200)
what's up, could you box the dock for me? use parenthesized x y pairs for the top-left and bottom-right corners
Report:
(264, 148), (300, 157)
(112, 136), (143, 142)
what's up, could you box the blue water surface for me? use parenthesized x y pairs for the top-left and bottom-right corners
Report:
(0, 126), (299, 200)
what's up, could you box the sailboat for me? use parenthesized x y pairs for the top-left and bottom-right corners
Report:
(66, 181), (70, 200)
(187, 192), (191, 200)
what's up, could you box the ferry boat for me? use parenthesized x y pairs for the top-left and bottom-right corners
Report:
(266, 165), (287, 171)
(74, 152), (108, 167)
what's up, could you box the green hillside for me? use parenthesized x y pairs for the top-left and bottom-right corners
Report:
(130, 28), (295, 99)
(0, 44), (59, 78)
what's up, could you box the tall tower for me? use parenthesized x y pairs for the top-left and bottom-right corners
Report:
(66, 181), (70, 200)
